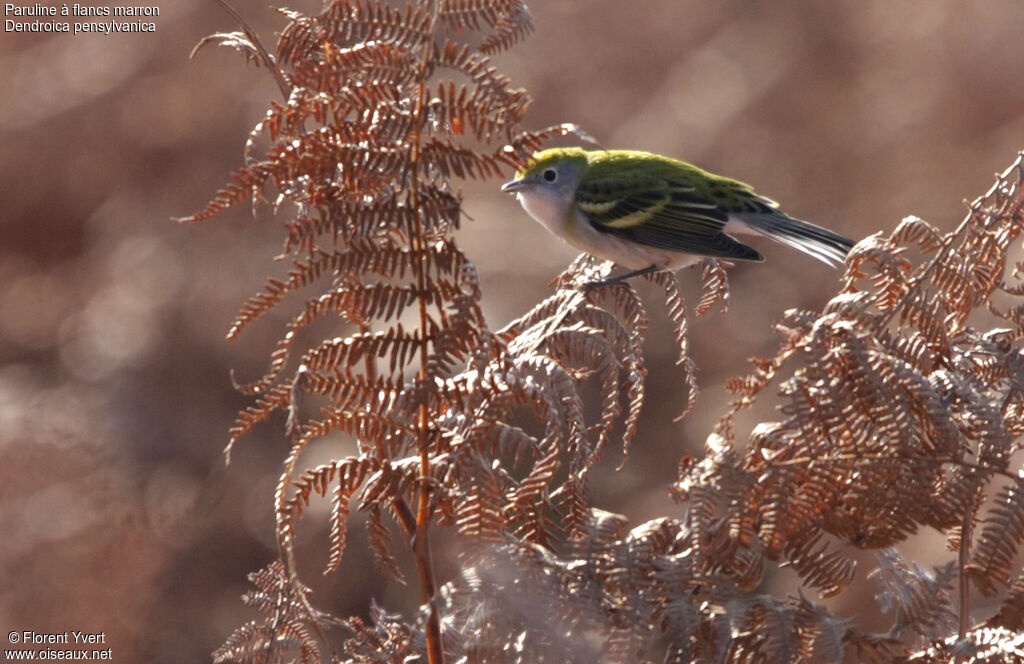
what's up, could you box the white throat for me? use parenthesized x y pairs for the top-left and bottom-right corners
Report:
(516, 188), (574, 237)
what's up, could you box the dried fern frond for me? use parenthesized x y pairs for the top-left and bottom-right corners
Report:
(190, 2), (678, 662)
(872, 549), (957, 640)
(680, 153), (1024, 602)
(908, 627), (1024, 664)
(191, 1), (1024, 662)
(214, 562), (327, 664)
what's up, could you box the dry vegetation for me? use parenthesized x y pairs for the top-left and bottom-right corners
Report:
(179, 1), (1024, 662)
(5, 2), (1024, 663)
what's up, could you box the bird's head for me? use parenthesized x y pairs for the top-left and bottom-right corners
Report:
(501, 148), (589, 206)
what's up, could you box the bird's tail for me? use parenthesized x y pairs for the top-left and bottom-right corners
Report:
(733, 214), (854, 268)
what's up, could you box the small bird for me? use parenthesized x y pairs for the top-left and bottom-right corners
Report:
(502, 147), (854, 284)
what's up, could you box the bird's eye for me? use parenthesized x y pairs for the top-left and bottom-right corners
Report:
(543, 168), (557, 182)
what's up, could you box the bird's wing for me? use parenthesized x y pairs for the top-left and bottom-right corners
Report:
(575, 175), (764, 262)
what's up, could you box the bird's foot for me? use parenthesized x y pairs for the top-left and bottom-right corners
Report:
(583, 264), (659, 288)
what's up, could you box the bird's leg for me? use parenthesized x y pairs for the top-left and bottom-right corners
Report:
(585, 264), (659, 288)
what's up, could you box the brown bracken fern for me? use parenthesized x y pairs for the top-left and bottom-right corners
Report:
(673, 154), (1024, 663)
(185, 1), (712, 661)
(186, 2), (1024, 663)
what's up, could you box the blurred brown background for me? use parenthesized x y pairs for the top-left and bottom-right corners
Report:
(2, 1), (1024, 660)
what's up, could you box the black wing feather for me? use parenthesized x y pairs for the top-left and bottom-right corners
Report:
(580, 181), (764, 262)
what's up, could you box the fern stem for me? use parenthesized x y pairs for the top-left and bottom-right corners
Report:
(408, 2), (444, 662)
(394, 496), (417, 536)
(958, 502), (972, 641)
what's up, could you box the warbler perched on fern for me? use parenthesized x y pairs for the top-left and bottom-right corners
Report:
(502, 147), (854, 284)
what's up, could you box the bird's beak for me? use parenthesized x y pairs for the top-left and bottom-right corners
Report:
(501, 178), (529, 193)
